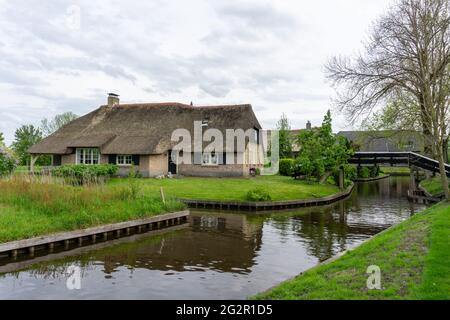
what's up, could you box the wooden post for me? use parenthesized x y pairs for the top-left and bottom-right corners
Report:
(160, 187), (166, 204)
(30, 155), (39, 175)
(339, 168), (345, 190)
(410, 170), (417, 191)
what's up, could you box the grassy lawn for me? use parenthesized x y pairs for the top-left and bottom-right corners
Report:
(0, 176), (185, 243)
(420, 177), (449, 197)
(254, 202), (450, 300)
(380, 166), (410, 175)
(109, 175), (341, 202)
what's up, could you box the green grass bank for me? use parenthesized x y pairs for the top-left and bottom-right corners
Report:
(0, 176), (185, 243)
(109, 176), (340, 202)
(420, 177), (449, 197)
(254, 202), (450, 300)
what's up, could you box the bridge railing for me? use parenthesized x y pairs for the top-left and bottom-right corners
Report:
(350, 152), (450, 177)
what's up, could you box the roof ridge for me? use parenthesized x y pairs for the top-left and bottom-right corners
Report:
(99, 102), (251, 109)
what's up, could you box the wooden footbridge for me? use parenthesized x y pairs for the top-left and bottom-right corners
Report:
(349, 152), (450, 177)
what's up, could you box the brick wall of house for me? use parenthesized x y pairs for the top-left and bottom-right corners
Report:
(149, 153), (168, 177)
(178, 164), (245, 177)
(61, 153), (76, 165)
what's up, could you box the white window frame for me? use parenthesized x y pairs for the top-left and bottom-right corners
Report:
(76, 148), (100, 165)
(117, 155), (133, 166)
(202, 152), (218, 166)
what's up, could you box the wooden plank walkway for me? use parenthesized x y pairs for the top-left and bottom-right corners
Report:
(0, 210), (189, 258)
(178, 184), (354, 211)
(0, 224), (189, 274)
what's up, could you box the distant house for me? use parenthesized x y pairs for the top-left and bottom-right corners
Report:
(262, 121), (315, 158)
(29, 94), (264, 177)
(337, 130), (425, 153)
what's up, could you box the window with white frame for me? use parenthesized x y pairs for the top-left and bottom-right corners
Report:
(117, 155), (133, 165)
(76, 148), (100, 165)
(202, 152), (218, 165)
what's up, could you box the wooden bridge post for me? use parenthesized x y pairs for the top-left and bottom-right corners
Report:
(410, 169), (417, 191)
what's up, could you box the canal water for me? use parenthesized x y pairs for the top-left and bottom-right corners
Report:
(0, 177), (425, 299)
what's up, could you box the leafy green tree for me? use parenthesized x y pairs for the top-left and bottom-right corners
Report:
(294, 111), (353, 183)
(40, 112), (78, 137)
(0, 132), (4, 145)
(276, 113), (292, 159)
(12, 125), (49, 166)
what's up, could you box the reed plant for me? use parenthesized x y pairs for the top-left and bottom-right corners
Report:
(0, 175), (185, 242)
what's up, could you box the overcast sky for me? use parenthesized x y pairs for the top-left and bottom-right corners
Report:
(0, 0), (393, 144)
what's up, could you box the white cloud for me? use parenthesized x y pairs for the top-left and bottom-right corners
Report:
(0, 0), (393, 144)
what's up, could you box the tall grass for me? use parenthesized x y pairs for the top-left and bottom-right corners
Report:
(0, 176), (185, 242)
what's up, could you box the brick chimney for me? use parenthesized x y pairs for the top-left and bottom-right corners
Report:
(306, 120), (312, 130)
(107, 93), (120, 107)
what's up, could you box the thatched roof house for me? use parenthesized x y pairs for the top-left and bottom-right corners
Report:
(30, 94), (264, 177)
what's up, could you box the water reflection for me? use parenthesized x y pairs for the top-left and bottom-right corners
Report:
(0, 177), (426, 299)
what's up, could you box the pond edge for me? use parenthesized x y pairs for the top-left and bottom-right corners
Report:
(178, 183), (355, 211)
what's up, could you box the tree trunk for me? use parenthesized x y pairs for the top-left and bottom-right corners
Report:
(419, 97), (434, 158)
(437, 147), (450, 201)
(444, 137), (449, 164)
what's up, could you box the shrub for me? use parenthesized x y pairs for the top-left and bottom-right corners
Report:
(255, 168), (261, 176)
(370, 165), (380, 178)
(0, 153), (17, 176)
(246, 188), (272, 201)
(128, 165), (143, 178)
(52, 164), (118, 185)
(344, 165), (357, 181)
(357, 166), (370, 179)
(279, 158), (295, 176)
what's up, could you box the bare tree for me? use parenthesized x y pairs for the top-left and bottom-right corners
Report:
(40, 112), (78, 137)
(326, 0), (450, 200)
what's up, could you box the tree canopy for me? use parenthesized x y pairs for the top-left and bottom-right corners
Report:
(276, 113), (292, 159)
(294, 110), (353, 182)
(12, 125), (47, 166)
(40, 112), (78, 137)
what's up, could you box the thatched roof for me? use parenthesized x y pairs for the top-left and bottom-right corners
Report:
(337, 130), (425, 152)
(29, 103), (261, 155)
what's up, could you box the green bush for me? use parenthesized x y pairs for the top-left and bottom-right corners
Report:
(0, 154), (17, 176)
(53, 164), (118, 185)
(357, 166), (370, 179)
(344, 165), (357, 181)
(279, 158), (295, 176)
(370, 165), (380, 178)
(246, 188), (272, 202)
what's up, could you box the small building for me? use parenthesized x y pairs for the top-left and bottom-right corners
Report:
(337, 130), (425, 153)
(29, 94), (264, 177)
(262, 121), (315, 158)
